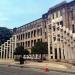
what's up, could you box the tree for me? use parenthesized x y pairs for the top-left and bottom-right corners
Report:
(31, 41), (48, 60)
(14, 46), (29, 58)
(13, 28), (17, 33)
(0, 27), (13, 45)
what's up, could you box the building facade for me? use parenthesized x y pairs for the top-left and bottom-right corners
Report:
(0, 35), (16, 59)
(15, 18), (44, 52)
(0, 0), (75, 62)
(47, 1), (75, 62)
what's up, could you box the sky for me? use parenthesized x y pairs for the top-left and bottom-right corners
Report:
(0, 0), (72, 29)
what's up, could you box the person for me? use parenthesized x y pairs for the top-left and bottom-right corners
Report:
(20, 56), (24, 64)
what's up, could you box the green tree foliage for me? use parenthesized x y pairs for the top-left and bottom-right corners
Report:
(31, 41), (48, 60)
(0, 27), (13, 45)
(14, 46), (29, 57)
(13, 28), (17, 33)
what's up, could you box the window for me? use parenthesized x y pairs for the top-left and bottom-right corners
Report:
(57, 34), (60, 37)
(38, 39), (40, 42)
(28, 41), (30, 47)
(21, 42), (22, 46)
(55, 48), (57, 59)
(60, 10), (62, 16)
(45, 24), (46, 28)
(40, 28), (42, 36)
(26, 41), (27, 47)
(41, 38), (42, 42)
(26, 33), (27, 39)
(50, 46), (53, 54)
(8, 41), (10, 44)
(19, 35), (20, 40)
(57, 27), (59, 30)
(34, 30), (36, 37)
(44, 21), (46, 28)
(37, 29), (40, 36)
(64, 31), (66, 33)
(45, 32), (47, 39)
(49, 25), (51, 30)
(31, 31), (33, 37)
(61, 29), (63, 32)
(72, 24), (75, 33)
(53, 37), (56, 41)
(23, 42), (24, 47)
(17, 43), (18, 47)
(71, 36), (72, 39)
(61, 36), (63, 39)
(59, 48), (61, 59)
(31, 40), (33, 47)
(56, 11), (58, 17)
(52, 13), (54, 19)
(57, 22), (59, 25)
(53, 26), (55, 31)
(34, 40), (36, 45)
(51, 56), (53, 59)
(21, 34), (22, 40)
(17, 35), (18, 40)
(60, 21), (63, 27)
(71, 9), (74, 20)
(28, 32), (30, 38)
(65, 42), (67, 44)
(57, 38), (60, 41)
(23, 34), (24, 39)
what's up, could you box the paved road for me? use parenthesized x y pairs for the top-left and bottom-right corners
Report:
(0, 65), (75, 75)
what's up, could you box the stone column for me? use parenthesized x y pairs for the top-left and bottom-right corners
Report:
(52, 44), (55, 59)
(61, 47), (64, 60)
(32, 40), (34, 47)
(33, 30), (34, 38)
(66, 45), (69, 60)
(67, 36), (72, 61)
(0, 46), (1, 59)
(6, 47), (8, 59)
(69, 47), (72, 60)
(56, 24), (59, 60)
(52, 35), (55, 60)
(48, 34), (51, 60)
(12, 43), (14, 59)
(3, 44), (5, 59)
(30, 41), (31, 48)
(9, 45), (11, 59)
(60, 27), (63, 60)
(64, 44), (67, 60)
(57, 45), (59, 60)
(14, 35), (17, 49)
(1, 46), (2, 59)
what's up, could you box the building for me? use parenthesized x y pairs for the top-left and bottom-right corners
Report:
(0, 0), (75, 63)
(0, 35), (16, 59)
(15, 18), (44, 52)
(47, 0), (75, 62)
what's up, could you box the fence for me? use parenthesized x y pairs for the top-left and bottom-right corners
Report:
(14, 54), (48, 60)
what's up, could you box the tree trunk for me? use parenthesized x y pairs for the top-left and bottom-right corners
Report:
(41, 54), (43, 61)
(21, 54), (24, 58)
